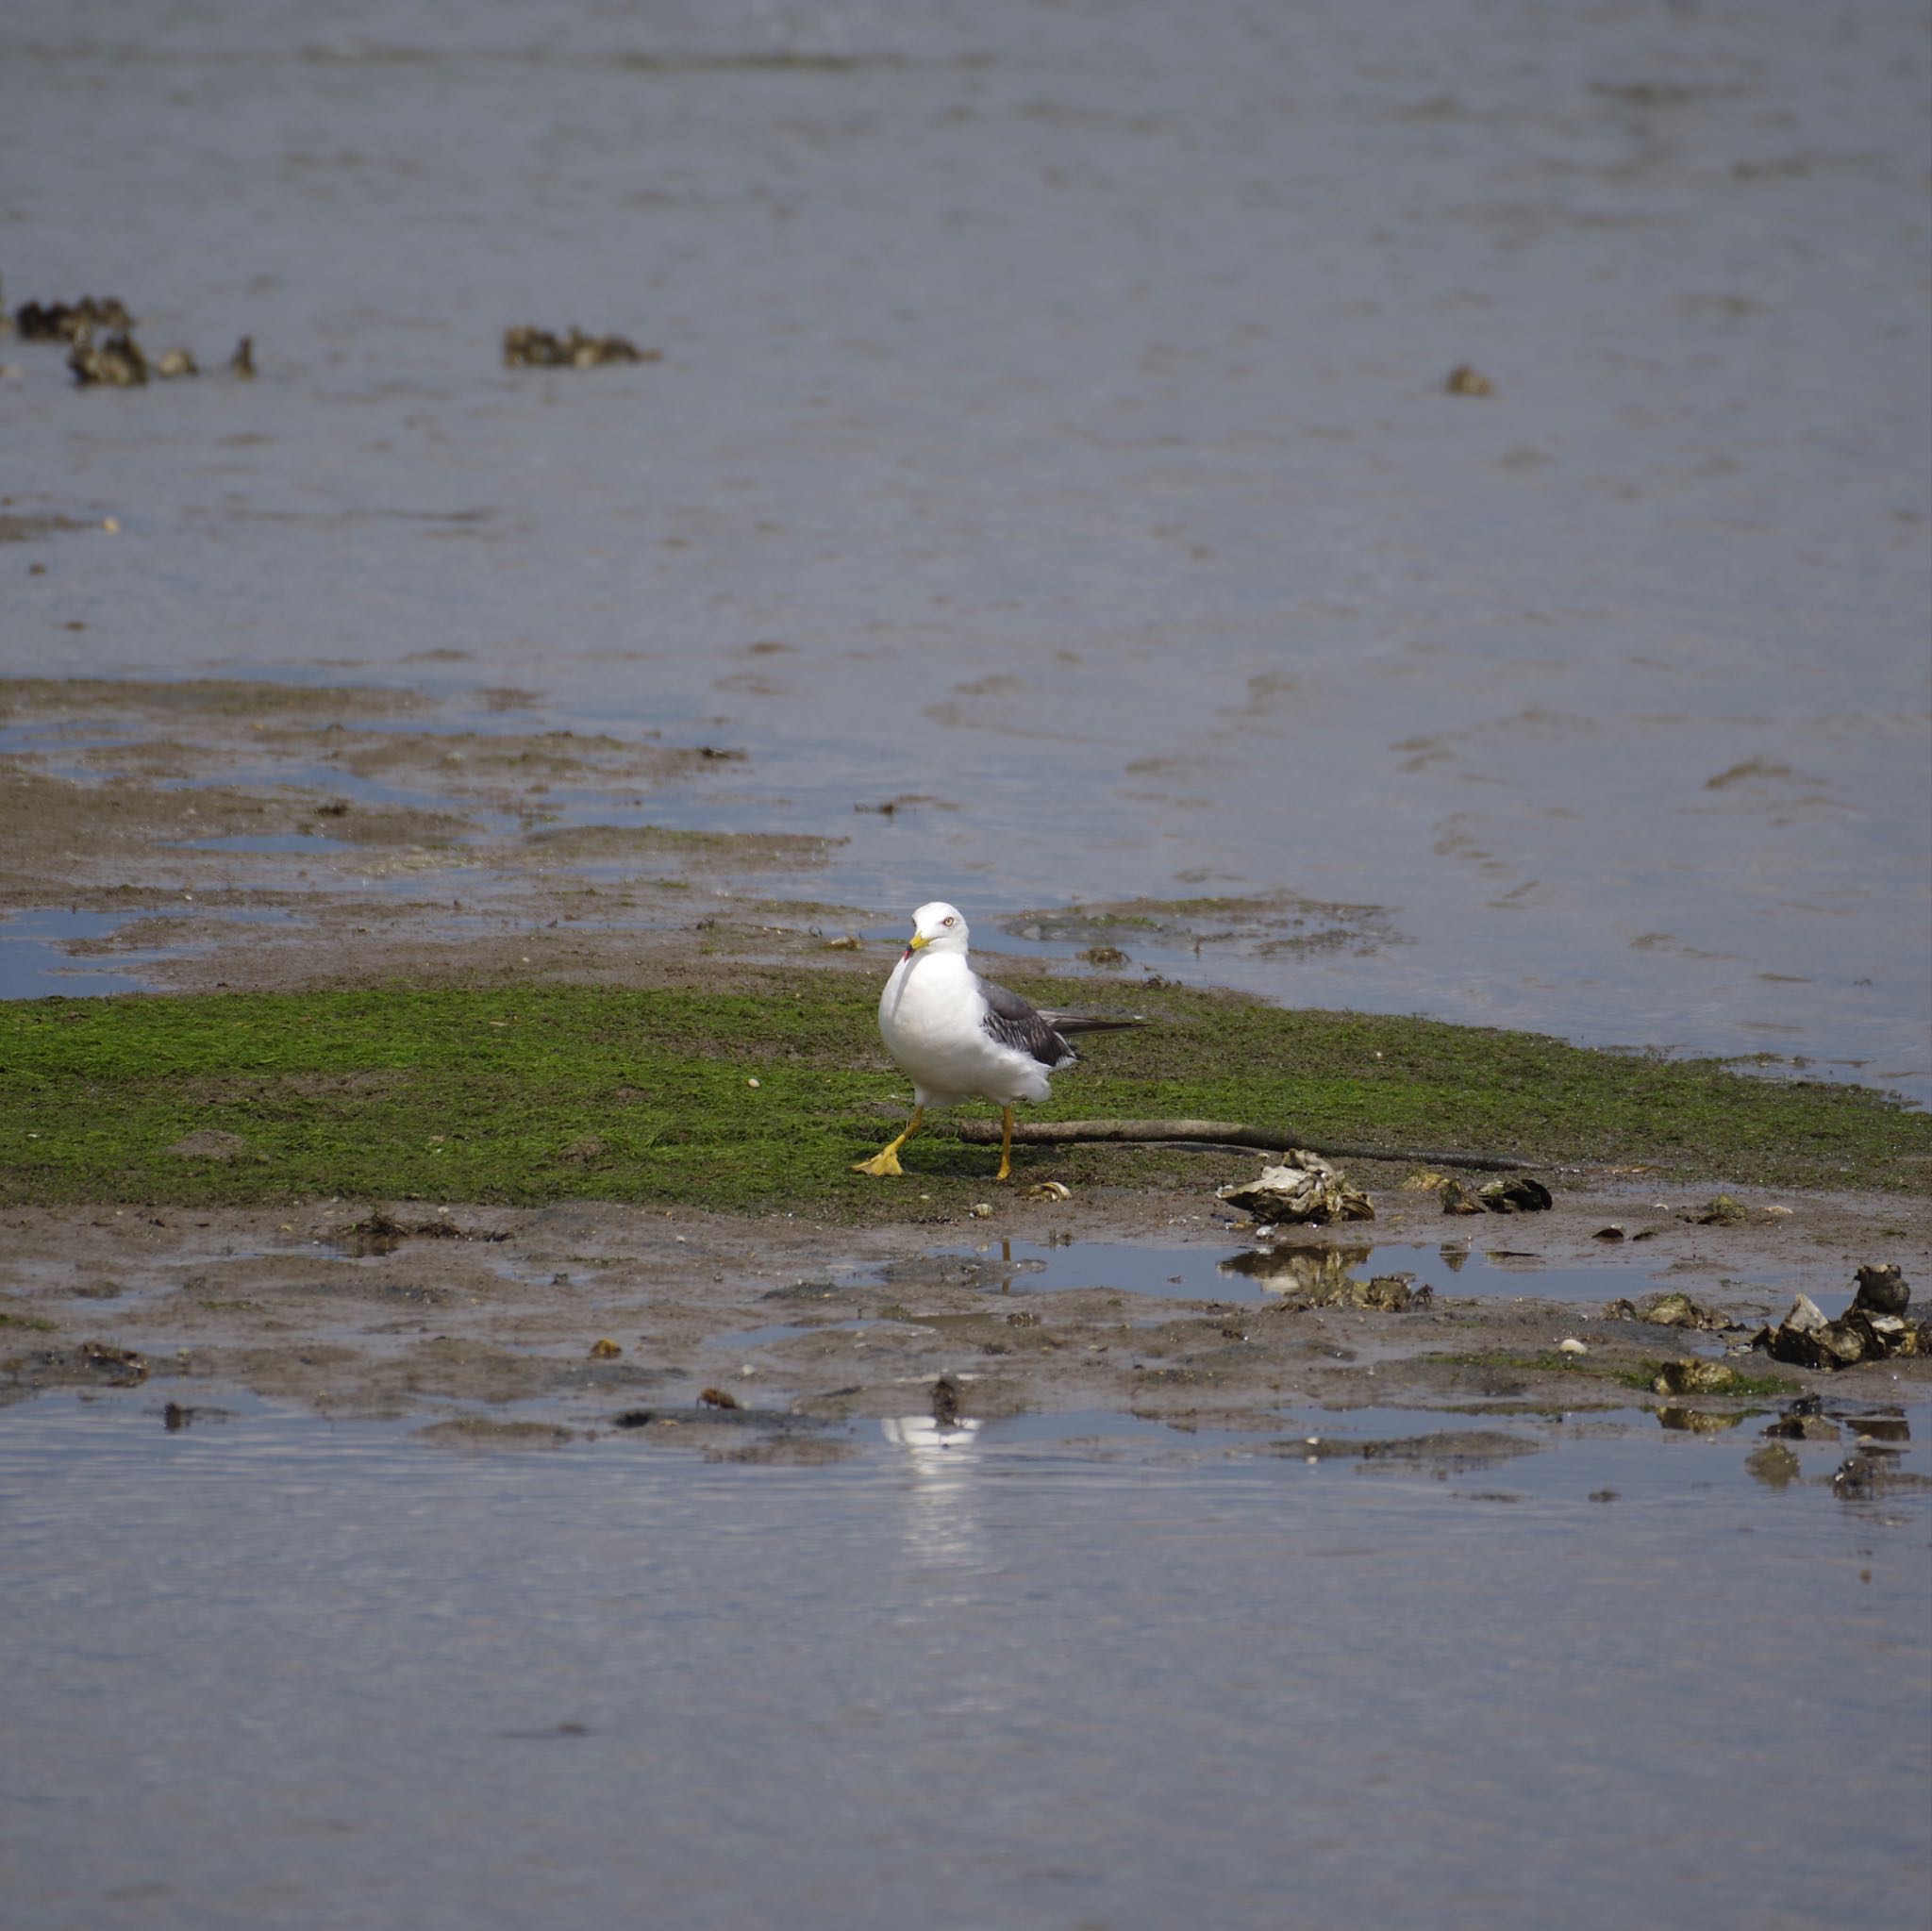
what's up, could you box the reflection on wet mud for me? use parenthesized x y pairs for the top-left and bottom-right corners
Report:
(1218, 1244), (1371, 1295)
(935, 1233), (1802, 1311)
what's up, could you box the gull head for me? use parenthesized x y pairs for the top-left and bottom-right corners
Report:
(904, 900), (970, 960)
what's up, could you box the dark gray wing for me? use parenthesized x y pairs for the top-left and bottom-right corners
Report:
(977, 976), (1077, 1070)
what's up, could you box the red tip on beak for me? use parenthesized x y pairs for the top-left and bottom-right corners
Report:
(901, 944), (914, 960)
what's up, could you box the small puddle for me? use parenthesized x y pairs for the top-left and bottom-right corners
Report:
(708, 1318), (878, 1351)
(0, 905), (303, 1000)
(915, 1236), (1801, 1311)
(0, 908), (174, 998)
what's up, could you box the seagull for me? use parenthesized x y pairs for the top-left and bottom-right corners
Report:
(853, 900), (1140, 1182)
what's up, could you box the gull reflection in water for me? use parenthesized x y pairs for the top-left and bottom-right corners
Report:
(879, 1411), (986, 1574)
(1218, 1244), (1371, 1295)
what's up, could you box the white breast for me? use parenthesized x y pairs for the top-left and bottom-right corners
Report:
(877, 951), (1054, 1108)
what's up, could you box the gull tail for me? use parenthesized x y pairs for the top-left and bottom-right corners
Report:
(1038, 1010), (1147, 1035)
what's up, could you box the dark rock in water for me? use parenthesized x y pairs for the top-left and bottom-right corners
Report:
(503, 325), (660, 369)
(1847, 1413), (1910, 1443)
(1745, 1442), (1803, 1489)
(1657, 1405), (1751, 1434)
(1761, 1410), (1841, 1441)
(16, 294), (133, 341)
(68, 331), (148, 386)
(162, 1402), (231, 1431)
(1831, 1451), (1932, 1501)
(228, 335), (256, 377)
(1852, 1264), (1909, 1318)
(1269, 1272), (1432, 1313)
(1440, 1177), (1485, 1215)
(930, 1373), (962, 1427)
(1476, 1175), (1553, 1213)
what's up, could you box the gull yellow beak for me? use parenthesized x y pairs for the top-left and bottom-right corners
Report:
(907, 933), (930, 951)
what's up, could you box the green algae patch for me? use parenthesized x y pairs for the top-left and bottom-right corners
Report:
(2, 974), (1925, 1216)
(1430, 1351), (1799, 1399)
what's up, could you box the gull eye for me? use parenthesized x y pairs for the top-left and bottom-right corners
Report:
(941, 916), (957, 927)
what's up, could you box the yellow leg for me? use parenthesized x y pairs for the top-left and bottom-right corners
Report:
(994, 1105), (1015, 1183)
(853, 1106), (924, 1177)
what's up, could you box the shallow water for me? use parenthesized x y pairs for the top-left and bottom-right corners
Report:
(0, 907), (172, 997)
(918, 1232), (1807, 1309)
(0, 904), (303, 998)
(3, 0), (1927, 1096)
(2, 1389), (1927, 1931)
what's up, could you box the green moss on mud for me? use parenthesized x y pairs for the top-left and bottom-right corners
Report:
(1434, 1351), (1798, 1397)
(2, 974), (1924, 1216)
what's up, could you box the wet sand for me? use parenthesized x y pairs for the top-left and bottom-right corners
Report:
(8, 1176), (1928, 1459)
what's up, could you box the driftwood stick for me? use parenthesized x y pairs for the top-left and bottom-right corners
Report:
(940, 1117), (1539, 1174)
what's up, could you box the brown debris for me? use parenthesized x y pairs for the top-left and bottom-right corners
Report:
(1604, 1290), (1739, 1332)
(332, 1208), (508, 1256)
(3, 1340), (149, 1389)
(1688, 1194), (1749, 1226)
(1754, 1270), (1918, 1372)
(15, 295), (133, 341)
(1441, 1174), (1553, 1215)
(1746, 1442), (1803, 1488)
(1270, 1273), (1433, 1314)
(1651, 1358), (1740, 1396)
(1217, 1152), (1374, 1225)
(1476, 1175), (1553, 1213)
(67, 331), (148, 387)
(1761, 1408), (1841, 1441)
(502, 325), (659, 369)
(1853, 1264), (1909, 1317)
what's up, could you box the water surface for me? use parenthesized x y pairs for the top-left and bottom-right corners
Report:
(2, 1390), (1927, 1931)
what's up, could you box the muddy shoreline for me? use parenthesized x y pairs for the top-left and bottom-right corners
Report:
(4, 673), (1928, 1460)
(7, 1178), (1927, 1469)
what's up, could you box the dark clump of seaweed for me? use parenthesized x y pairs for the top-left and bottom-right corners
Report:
(502, 325), (660, 369)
